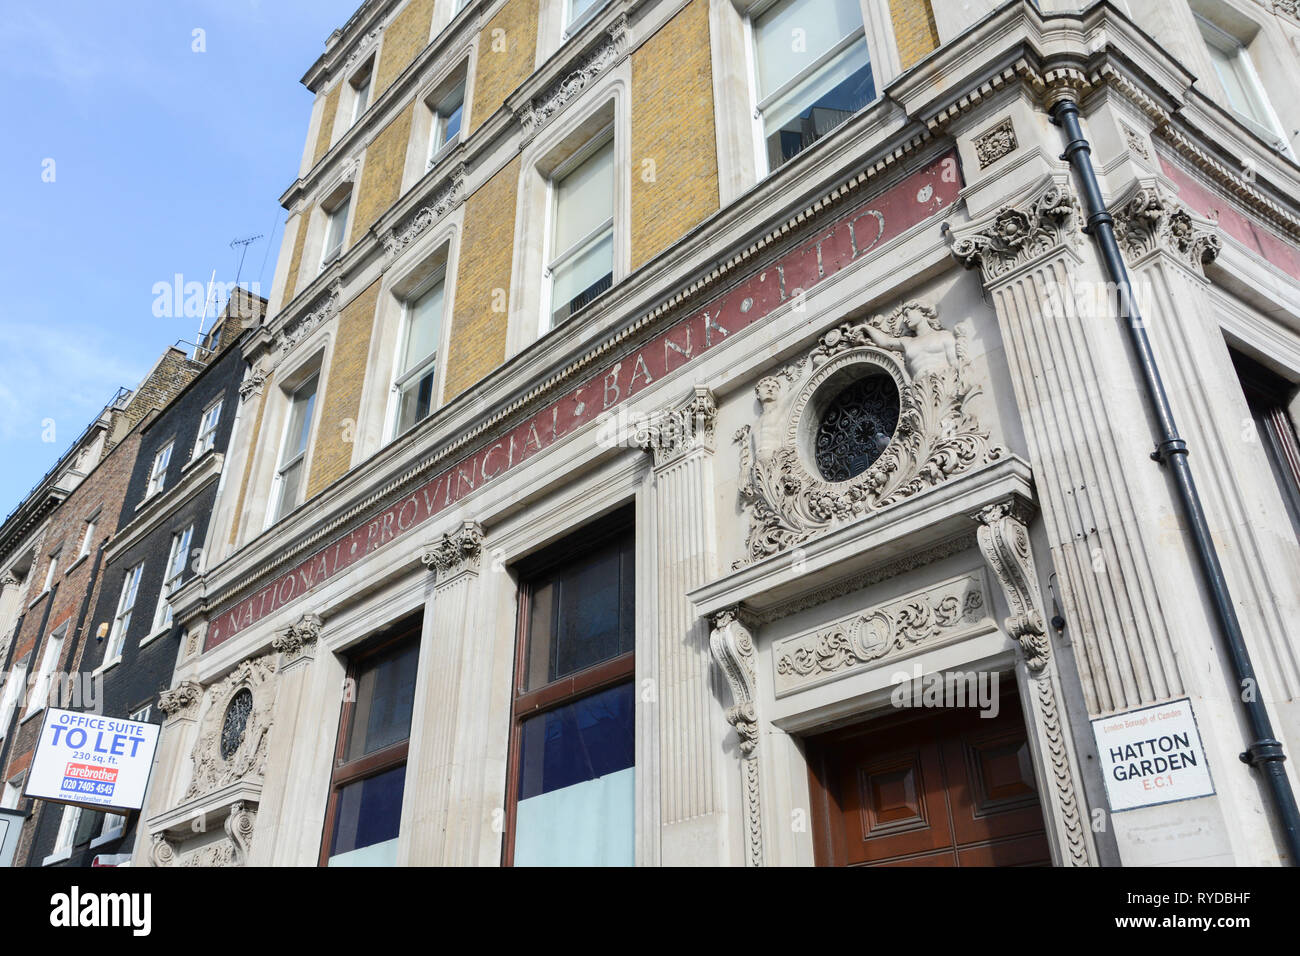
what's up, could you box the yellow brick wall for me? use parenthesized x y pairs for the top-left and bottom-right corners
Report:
(890, 0), (940, 70)
(374, 0), (436, 97)
(630, 0), (720, 269)
(229, 376), (272, 546)
(470, 0), (539, 134)
(307, 280), (382, 497)
(312, 84), (341, 168)
(443, 157), (521, 398)
(350, 103), (416, 246)
(282, 212), (310, 304)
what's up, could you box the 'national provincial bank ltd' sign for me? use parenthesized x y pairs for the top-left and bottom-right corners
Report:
(206, 149), (963, 650)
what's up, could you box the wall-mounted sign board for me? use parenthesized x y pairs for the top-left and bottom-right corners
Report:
(1092, 697), (1215, 812)
(23, 708), (160, 813)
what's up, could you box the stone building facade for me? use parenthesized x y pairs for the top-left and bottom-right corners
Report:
(0, 348), (203, 866)
(140, 0), (1300, 867)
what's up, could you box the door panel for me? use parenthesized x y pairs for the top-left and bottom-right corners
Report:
(808, 687), (1052, 867)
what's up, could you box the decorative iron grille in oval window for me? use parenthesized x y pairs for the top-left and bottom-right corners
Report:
(220, 688), (253, 759)
(814, 375), (900, 481)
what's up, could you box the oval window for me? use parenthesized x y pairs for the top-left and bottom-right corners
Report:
(220, 688), (253, 760)
(813, 374), (900, 481)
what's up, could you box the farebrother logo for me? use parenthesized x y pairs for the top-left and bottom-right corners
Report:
(49, 886), (151, 937)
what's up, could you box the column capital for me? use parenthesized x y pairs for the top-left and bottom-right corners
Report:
(158, 680), (203, 723)
(637, 385), (717, 468)
(421, 521), (485, 586)
(1111, 181), (1220, 279)
(238, 366), (269, 403)
(271, 612), (322, 666)
(951, 179), (1081, 285)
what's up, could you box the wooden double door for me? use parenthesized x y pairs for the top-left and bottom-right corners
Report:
(806, 690), (1052, 866)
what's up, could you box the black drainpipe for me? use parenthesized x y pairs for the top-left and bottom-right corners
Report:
(1051, 95), (1300, 864)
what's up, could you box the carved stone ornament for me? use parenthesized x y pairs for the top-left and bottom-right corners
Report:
(518, 14), (629, 142)
(974, 118), (1017, 169)
(636, 385), (717, 468)
(974, 499), (1049, 673)
(734, 301), (1003, 566)
(238, 367), (269, 403)
(344, 26), (381, 69)
(276, 279), (343, 356)
(382, 163), (466, 259)
(149, 833), (177, 867)
(1, 571), (19, 589)
(158, 680), (203, 721)
(1121, 123), (1151, 162)
(271, 612), (322, 664)
(1111, 183), (1221, 279)
(708, 607), (763, 867)
(773, 573), (988, 694)
(421, 521), (484, 585)
(184, 654), (277, 799)
(950, 182), (1081, 283)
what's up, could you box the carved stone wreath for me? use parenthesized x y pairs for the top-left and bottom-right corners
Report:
(734, 302), (1004, 565)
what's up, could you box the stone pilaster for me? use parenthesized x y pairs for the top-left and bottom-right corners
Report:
(951, 177), (1186, 717)
(398, 521), (484, 864)
(637, 385), (735, 864)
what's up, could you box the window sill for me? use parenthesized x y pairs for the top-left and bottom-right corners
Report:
(184, 446), (215, 474)
(94, 656), (122, 678)
(64, 554), (89, 576)
(20, 705), (45, 724)
(27, 589), (50, 610)
(138, 626), (170, 649)
(135, 491), (164, 513)
(90, 826), (126, 850)
(42, 848), (72, 866)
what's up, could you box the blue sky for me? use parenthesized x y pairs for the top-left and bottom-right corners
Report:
(0, 0), (359, 507)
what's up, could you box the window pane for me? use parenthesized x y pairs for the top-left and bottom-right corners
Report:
(276, 460), (303, 519)
(553, 139), (614, 254)
(441, 101), (463, 146)
(396, 368), (436, 435)
(514, 682), (635, 866)
(402, 282), (444, 373)
(550, 230), (613, 327)
(327, 765), (405, 865)
(345, 638), (419, 762)
(763, 37), (873, 169)
(283, 377), (318, 464)
(568, 0), (601, 27)
(524, 531), (634, 690)
(755, 0), (864, 98)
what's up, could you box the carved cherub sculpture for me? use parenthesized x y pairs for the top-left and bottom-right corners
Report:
(863, 303), (963, 379)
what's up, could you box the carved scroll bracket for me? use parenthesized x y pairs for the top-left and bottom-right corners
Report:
(950, 179), (1082, 285)
(271, 612), (322, 668)
(973, 497), (1049, 673)
(1111, 180), (1221, 279)
(709, 606), (763, 866)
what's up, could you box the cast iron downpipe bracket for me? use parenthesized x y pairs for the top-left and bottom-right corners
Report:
(1150, 438), (1189, 463)
(1242, 738), (1287, 766)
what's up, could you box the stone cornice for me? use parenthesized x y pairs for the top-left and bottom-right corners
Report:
(300, 0), (399, 93)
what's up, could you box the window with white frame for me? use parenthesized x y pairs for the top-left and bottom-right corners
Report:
(565, 0), (604, 35)
(320, 195), (352, 271)
(0, 655), (28, 741)
(428, 84), (465, 167)
(105, 563), (143, 662)
(750, 0), (875, 172)
(350, 64), (373, 127)
(1, 777), (21, 809)
(392, 278), (445, 437)
(152, 526), (193, 633)
(48, 804), (82, 863)
(41, 550), (60, 592)
(146, 442), (173, 498)
(1196, 15), (1291, 154)
(24, 625), (65, 718)
(95, 808), (125, 844)
(271, 375), (319, 523)
(78, 513), (98, 559)
(194, 399), (223, 458)
(546, 132), (614, 332)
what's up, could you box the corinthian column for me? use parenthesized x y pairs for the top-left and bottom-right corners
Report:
(637, 386), (737, 865)
(398, 521), (483, 865)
